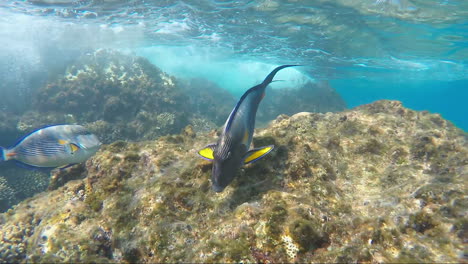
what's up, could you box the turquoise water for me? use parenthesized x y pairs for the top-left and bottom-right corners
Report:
(0, 1), (467, 124)
(333, 79), (468, 130)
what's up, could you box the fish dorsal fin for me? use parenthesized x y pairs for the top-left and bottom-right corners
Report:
(244, 145), (274, 164)
(9, 124), (69, 149)
(224, 65), (299, 133)
(197, 143), (217, 161)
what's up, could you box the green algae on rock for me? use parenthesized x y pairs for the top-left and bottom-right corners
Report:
(0, 100), (466, 263)
(257, 80), (346, 125)
(29, 49), (191, 143)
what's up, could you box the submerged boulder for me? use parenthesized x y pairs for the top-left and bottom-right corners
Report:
(24, 49), (191, 143)
(258, 80), (346, 125)
(0, 100), (466, 263)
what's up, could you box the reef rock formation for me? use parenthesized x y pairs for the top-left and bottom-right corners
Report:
(0, 168), (49, 213)
(179, 78), (237, 128)
(18, 49), (346, 143)
(1, 101), (465, 263)
(22, 49), (190, 143)
(258, 80), (346, 125)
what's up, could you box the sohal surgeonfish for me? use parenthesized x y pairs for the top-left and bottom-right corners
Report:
(198, 65), (298, 192)
(0, 124), (101, 169)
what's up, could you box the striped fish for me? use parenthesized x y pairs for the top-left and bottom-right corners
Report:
(0, 125), (101, 169)
(198, 65), (298, 192)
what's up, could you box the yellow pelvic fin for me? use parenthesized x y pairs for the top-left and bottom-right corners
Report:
(198, 145), (215, 161)
(70, 143), (80, 153)
(244, 145), (274, 164)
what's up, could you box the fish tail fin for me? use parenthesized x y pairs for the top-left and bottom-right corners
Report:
(0, 147), (5, 162)
(0, 147), (16, 162)
(262, 65), (301, 85)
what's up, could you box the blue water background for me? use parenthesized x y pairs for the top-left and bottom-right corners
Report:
(0, 0), (467, 131)
(333, 79), (468, 131)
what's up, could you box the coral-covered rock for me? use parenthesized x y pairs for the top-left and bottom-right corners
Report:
(0, 168), (49, 213)
(179, 78), (237, 127)
(31, 49), (191, 143)
(0, 100), (465, 263)
(0, 177), (15, 211)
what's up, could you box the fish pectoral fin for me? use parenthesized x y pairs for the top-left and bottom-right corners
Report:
(197, 143), (217, 161)
(58, 139), (68, 145)
(244, 145), (274, 164)
(70, 143), (80, 154)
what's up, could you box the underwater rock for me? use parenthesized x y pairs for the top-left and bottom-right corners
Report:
(0, 112), (22, 146)
(31, 49), (191, 143)
(179, 78), (346, 129)
(1, 101), (465, 263)
(0, 177), (16, 212)
(179, 78), (237, 127)
(48, 165), (87, 191)
(28, 51), (346, 143)
(0, 167), (49, 213)
(258, 80), (346, 125)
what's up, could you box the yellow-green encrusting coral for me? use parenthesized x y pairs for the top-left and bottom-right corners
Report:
(0, 100), (466, 263)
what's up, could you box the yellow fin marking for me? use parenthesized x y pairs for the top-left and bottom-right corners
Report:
(70, 143), (80, 153)
(244, 146), (273, 164)
(198, 147), (214, 161)
(58, 139), (68, 145)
